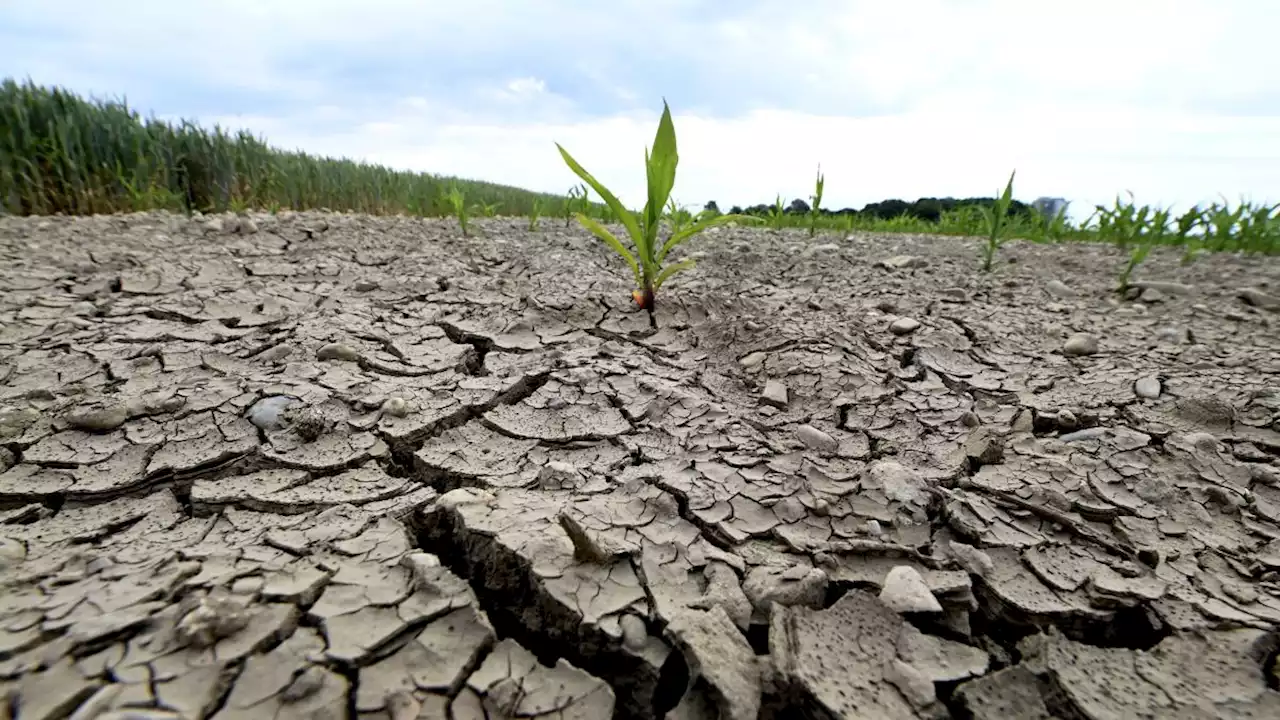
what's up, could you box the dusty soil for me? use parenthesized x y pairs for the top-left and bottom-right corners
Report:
(2, 210), (1280, 720)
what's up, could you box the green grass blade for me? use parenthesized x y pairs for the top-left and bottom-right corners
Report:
(575, 212), (643, 288)
(653, 257), (695, 290)
(555, 142), (649, 277)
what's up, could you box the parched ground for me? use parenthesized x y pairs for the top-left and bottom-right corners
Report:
(1, 210), (1279, 720)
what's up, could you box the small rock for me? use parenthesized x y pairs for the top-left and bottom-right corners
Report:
(317, 342), (359, 362)
(1134, 376), (1161, 399)
(890, 317), (921, 335)
(538, 461), (583, 490)
(355, 280), (379, 292)
(1056, 409), (1078, 431)
(866, 520), (882, 536)
(380, 397), (409, 418)
(1156, 326), (1190, 344)
(66, 405), (130, 432)
(1238, 287), (1280, 311)
(1139, 287), (1166, 303)
(875, 299), (898, 312)
(877, 255), (927, 270)
(175, 594), (251, 648)
(960, 411), (980, 428)
(739, 352), (766, 368)
(1044, 279), (1075, 298)
(619, 614), (649, 651)
(940, 287), (969, 303)
(0, 448), (13, 472)
(203, 218), (224, 234)
(948, 541), (995, 578)
(760, 379), (789, 409)
(879, 566), (942, 613)
(1063, 332), (1098, 356)
(238, 218), (260, 235)
(795, 424), (837, 454)
(247, 395), (298, 431)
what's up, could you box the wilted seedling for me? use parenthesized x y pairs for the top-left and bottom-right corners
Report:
(979, 170), (1017, 272)
(808, 165), (825, 238)
(556, 100), (757, 328)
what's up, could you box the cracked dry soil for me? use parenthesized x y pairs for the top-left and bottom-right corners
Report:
(1, 211), (1279, 720)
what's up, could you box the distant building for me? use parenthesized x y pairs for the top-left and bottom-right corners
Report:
(1032, 197), (1070, 222)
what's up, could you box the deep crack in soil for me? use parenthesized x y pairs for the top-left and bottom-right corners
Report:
(2, 210), (1280, 719)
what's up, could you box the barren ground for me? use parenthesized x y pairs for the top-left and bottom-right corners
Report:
(2, 210), (1280, 720)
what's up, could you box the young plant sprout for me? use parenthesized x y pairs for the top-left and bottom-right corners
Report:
(808, 166), (825, 238)
(556, 100), (756, 328)
(768, 194), (786, 232)
(445, 183), (471, 236)
(529, 198), (543, 231)
(979, 170), (1017, 272)
(1118, 243), (1153, 294)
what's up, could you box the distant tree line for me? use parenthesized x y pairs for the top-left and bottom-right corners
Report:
(708, 196), (1037, 222)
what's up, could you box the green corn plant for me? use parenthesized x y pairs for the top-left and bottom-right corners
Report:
(979, 170), (1017, 272)
(446, 183), (471, 236)
(563, 185), (585, 227)
(768, 194), (786, 231)
(841, 212), (855, 234)
(808, 165), (825, 238)
(479, 200), (501, 218)
(556, 99), (756, 328)
(529, 198), (543, 231)
(1118, 242), (1153, 294)
(665, 198), (696, 235)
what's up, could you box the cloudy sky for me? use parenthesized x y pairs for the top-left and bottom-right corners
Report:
(4, 0), (1278, 218)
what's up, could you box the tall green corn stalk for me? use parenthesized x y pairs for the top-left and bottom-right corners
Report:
(555, 100), (757, 328)
(979, 171), (1017, 272)
(808, 166), (825, 238)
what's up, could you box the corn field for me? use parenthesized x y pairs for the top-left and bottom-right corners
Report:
(2, 78), (1276, 257)
(0, 78), (572, 218)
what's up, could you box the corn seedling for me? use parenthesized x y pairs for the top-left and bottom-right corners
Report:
(479, 200), (501, 218)
(768, 195), (786, 232)
(529, 198), (543, 231)
(556, 100), (756, 328)
(1117, 242), (1153, 295)
(978, 171), (1017, 272)
(563, 185), (586, 227)
(446, 183), (471, 236)
(808, 166), (825, 238)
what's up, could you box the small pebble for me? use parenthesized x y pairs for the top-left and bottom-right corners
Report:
(796, 424), (838, 454)
(381, 397), (409, 418)
(317, 342), (359, 361)
(879, 566), (942, 613)
(1063, 332), (1098, 356)
(761, 379), (789, 409)
(890, 317), (921, 335)
(1134, 375), (1161, 399)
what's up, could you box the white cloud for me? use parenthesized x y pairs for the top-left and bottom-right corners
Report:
(3, 0), (1278, 216)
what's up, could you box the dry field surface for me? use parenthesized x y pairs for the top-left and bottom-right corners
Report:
(2, 210), (1280, 719)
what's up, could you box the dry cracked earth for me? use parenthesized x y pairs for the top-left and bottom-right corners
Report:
(1, 210), (1280, 720)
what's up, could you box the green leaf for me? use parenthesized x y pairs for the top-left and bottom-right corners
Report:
(643, 101), (679, 262)
(574, 213), (643, 288)
(658, 213), (759, 263)
(653, 257), (696, 290)
(556, 142), (651, 280)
